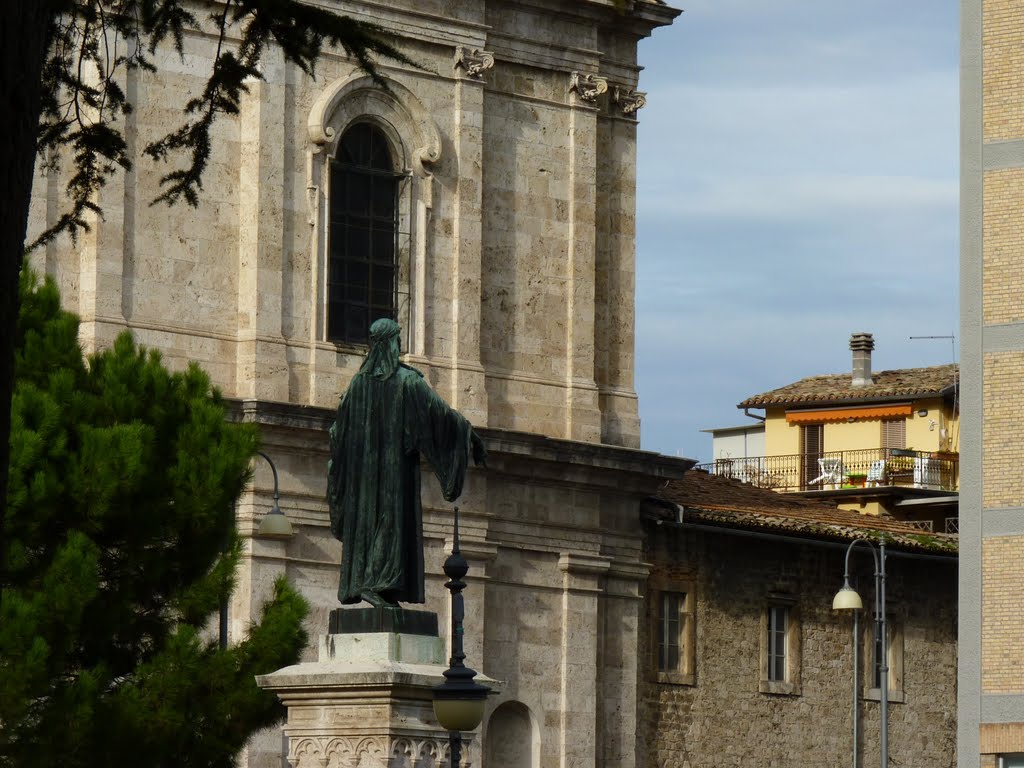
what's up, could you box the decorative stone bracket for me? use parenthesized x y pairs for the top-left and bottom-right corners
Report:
(454, 46), (495, 78)
(569, 71), (609, 103)
(613, 86), (647, 116)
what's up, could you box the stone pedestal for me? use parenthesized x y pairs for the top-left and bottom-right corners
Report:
(257, 632), (490, 767)
(328, 606), (439, 636)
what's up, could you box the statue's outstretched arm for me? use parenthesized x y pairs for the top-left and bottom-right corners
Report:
(410, 378), (484, 502)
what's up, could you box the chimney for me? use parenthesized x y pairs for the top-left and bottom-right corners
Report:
(850, 332), (874, 387)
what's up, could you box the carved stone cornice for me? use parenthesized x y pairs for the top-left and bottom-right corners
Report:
(453, 46), (495, 78)
(569, 71), (608, 103)
(613, 86), (647, 116)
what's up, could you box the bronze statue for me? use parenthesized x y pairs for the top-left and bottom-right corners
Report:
(327, 318), (486, 608)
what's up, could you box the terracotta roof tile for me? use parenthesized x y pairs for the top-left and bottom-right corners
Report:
(738, 363), (958, 408)
(654, 470), (958, 554)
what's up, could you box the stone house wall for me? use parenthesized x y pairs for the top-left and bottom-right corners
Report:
(640, 522), (958, 768)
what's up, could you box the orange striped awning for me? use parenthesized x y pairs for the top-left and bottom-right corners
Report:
(785, 404), (912, 424)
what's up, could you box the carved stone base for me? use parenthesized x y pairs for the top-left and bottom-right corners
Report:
(287, 731), (458, 768)
(257, 633), (495, 768)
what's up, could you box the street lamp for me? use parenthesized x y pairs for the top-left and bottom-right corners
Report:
(255, 451), (293, 538)
(221, 451), (293, 649)
(433, 507), (490, 767)
(832, 535), (887, 768)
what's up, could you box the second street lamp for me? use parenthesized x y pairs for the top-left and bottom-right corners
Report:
(833, 535), (887, 768)
(433, 507), (490, 767)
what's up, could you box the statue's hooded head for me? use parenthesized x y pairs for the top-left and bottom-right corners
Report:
(360, 318), (401, 379)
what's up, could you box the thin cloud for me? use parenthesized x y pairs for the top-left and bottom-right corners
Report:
(641, 173), (956, 220)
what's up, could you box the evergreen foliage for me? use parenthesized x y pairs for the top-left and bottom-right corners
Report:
(0, 271), (309, 768)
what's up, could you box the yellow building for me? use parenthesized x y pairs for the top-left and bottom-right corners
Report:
(961, 1), (1024, 765)
(708, 333), (959, 528)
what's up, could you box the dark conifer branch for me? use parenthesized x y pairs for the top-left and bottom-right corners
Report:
(28, 0), (413, 246)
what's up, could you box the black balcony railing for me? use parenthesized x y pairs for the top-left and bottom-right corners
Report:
(697, 448), (959, 494)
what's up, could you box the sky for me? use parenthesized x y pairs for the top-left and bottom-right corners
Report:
(633, 0), (960, 462)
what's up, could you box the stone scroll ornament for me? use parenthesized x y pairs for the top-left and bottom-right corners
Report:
(453, 46), (495, 78)
(569, 71), (609, 103)
(614, 86), (647, 116)
(327, 319), (487, 608)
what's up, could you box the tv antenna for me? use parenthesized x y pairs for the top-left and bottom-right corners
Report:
(909, 333), (958, 451)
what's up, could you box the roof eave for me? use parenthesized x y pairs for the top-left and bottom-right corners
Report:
(737, 390), (951, 411)
(673, 505), (959, 555)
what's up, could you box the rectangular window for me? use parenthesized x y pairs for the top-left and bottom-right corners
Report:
(1000, 756), (1024, 768)
(881, 419), (906, 450)
(767, 605), (788, 682)
(864, 615), (905, 702)
(657, 592), (683, 672)
(871, 621), (888, 689)
(760, 597), (801, 695)
(649, 582), (695, 685)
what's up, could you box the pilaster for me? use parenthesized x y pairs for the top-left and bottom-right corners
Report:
(236, 46), (288, 401)
(564, 77), (602, 443)
(594, 99), (642, 448)
(77, 73), (132, 354)
(601, 560), (650, 766)
(448, 49), (492, 424)
(557, 552), (611, 768)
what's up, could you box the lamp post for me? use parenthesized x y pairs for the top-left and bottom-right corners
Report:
(433, 507), (490, 767)
(255, 451), (293, 538)
(221, 452), (293, 649)
(832, 535), (887, 768)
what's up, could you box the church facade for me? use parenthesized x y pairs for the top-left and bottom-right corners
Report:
(28, 2), (686, 766)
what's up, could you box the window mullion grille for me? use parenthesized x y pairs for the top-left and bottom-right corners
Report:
(327, 124), (400, 345)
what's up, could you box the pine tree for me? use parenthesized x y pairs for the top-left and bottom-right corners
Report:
(0, 270), (308, 768)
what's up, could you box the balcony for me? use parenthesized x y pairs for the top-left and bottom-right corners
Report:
(697, 448), (959, 494)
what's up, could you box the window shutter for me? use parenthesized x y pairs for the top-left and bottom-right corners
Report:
(802, 424), (823, 455)
(881, 419), (906, 450)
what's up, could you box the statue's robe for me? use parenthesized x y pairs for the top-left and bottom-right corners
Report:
(327, 364), (475, 604)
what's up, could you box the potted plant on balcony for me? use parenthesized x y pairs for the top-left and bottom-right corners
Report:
(845, 473), (867, 488)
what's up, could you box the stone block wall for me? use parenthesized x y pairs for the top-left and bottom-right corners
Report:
(639, 524), (958, 767)
(26, 0), (678, 449)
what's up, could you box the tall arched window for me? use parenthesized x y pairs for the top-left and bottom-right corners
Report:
(327, 122), (402, 344)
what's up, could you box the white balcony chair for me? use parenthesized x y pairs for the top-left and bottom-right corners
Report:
(867, 460), (887, 487)
(808, 457), (845, 489)
(914, 456), (940, 489)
